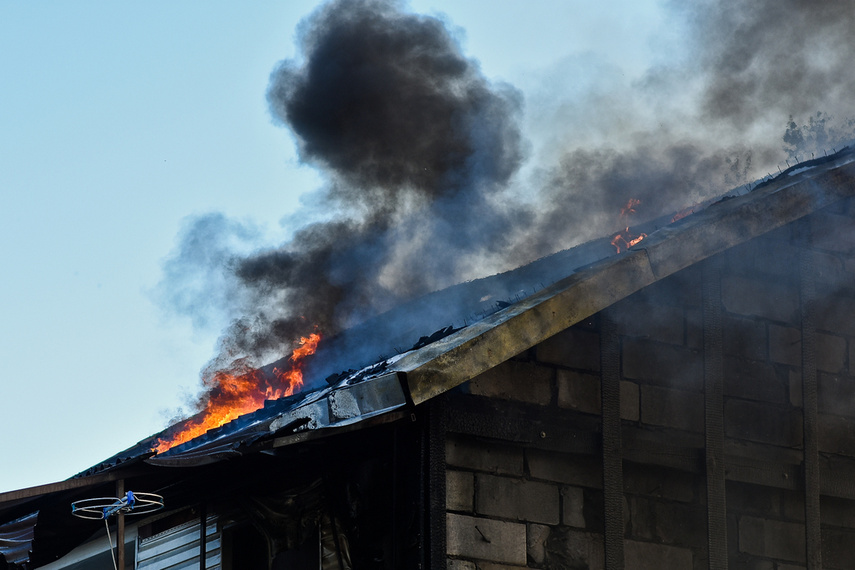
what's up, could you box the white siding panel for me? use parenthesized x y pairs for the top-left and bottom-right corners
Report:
(137, 517), (220, 570)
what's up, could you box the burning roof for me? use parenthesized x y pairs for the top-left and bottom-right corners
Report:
(60, 145), (855, 477)
(2, 147), (855, 568)
(137, 0), (855, 478)
(156, 0), (855, 416)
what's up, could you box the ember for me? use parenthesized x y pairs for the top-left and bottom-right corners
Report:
(611, 198), (647, 253)
(671, 206), (696, 223)
(153, 332), (321, 454)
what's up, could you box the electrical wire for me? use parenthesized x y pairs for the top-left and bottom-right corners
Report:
(104, 518), (118, 570)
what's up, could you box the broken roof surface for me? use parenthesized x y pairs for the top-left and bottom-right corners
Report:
(2, 147), (855, 565)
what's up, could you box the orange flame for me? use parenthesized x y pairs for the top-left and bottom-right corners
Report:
(611, 198), (646, 253)
(611, 230), (647, 253)
(671, 206), (695, 223)
(621, 198), (641, 217)
(153, 332), (321, 454)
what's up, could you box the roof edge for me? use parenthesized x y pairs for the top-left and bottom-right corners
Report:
(396, 154), (855, 405)
(0, 468), (141, 509)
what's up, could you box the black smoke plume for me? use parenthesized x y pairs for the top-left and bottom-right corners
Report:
(504, 0), (855, 263)
(267, 0), (522, 199)
(695, 0), (855, 130)
(159, 0), (855, 401)
(189, 0), (525, 376)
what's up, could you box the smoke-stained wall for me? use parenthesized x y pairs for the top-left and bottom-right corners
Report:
(447, 197), (855, 568)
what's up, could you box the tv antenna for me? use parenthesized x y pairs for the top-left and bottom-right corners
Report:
(71, 491), (164, 570)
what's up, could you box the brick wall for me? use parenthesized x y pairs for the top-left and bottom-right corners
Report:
(444, 199), (855, 569)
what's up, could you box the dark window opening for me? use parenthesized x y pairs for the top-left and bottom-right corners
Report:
(223, 523), (269, 570)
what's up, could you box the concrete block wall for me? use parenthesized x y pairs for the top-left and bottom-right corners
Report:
(448, 317), (609, 568)
(716, 202), (855, 569)
(446, 430), (609, 569)
(448, 311), (706, 568)
(445, 200), (855, 569)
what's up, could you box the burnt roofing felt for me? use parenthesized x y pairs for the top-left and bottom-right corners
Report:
(2, 147), (855, 565)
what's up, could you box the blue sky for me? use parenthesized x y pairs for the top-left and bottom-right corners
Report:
(0, 1), (672, 492)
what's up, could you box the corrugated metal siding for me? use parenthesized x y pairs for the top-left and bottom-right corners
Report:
(137, 516), (220, 570)
(0, 511), (37, 565)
